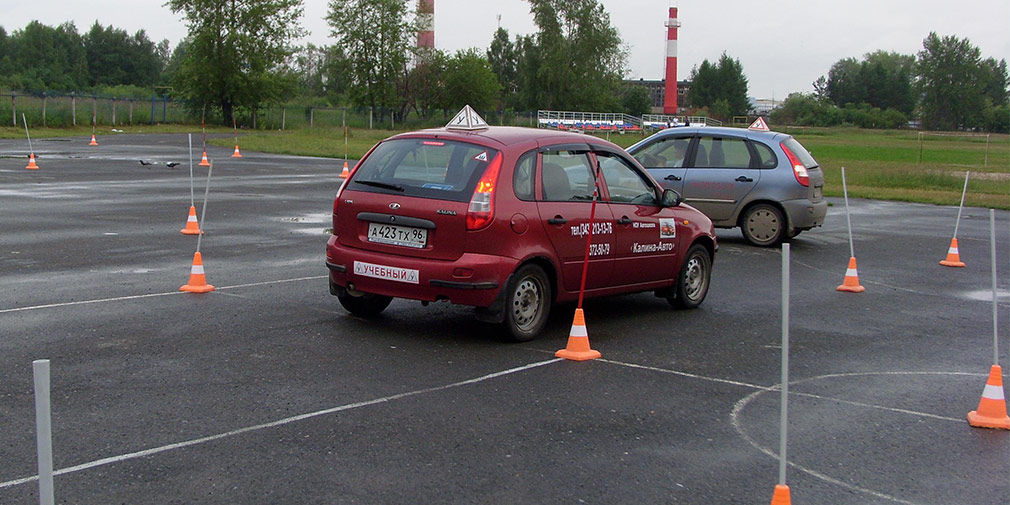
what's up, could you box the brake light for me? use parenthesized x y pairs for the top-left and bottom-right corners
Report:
(780, 142), (809, 187)
(466, 153), (502, 231)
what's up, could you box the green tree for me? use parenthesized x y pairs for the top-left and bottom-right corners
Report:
(166, 0), (305, 125)
(825, 57), (861, 107)
(407, 48), (449, 119)
(621, 84), (652, 116)
(327, 0), (415, 116)
(824, 52), (915, 114)
(487, 27), (518, 112)
(443, 49), (501, 113)
(516, 0), (626, 111)
(4, 21), (88, 91)
(916, 32), (989, 131)
(83, 22), (164, 87)
(688, 52), (749, 117)
(292, 43), (349, 103)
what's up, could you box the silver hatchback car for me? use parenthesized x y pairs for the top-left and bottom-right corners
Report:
(627, 126), (826, 246)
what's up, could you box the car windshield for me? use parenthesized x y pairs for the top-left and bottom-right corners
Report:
(350, 138), (499, 202)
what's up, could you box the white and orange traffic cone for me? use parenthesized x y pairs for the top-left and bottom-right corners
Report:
(836, 256), (865, 293)
(180, 251), (215, 293)
(199, 150), (211, 167)
(339, 160), (350, 178)
(940, 238), (966, 267)
(180, 206), (203, 235)
(231, 145), (242, 158)
(25, 152), (39, 170)
(88, 134), (98, 146)
(967, 365), (1010, 429)
(769, 484), (791, 505)
(555, 308), (601, 361)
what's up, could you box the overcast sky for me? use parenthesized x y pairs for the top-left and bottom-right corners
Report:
(5, 0), (1009, 100)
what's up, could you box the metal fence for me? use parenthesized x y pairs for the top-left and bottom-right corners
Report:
(2, 92), (193, 127)
(1, 89), (539, 131)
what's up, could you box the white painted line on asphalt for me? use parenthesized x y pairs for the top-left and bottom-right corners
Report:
(728, 371), (980, 505)
(0, 275), (327, 314)
(0, 358), (562, 490)
(605, 361), (984, 503)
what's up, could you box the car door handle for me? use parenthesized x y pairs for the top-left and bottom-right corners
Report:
(617, 216), (632, 225)
(735, 176), (754, 183)
(547, 216), (567, 225)
(665, 174), (682, 181)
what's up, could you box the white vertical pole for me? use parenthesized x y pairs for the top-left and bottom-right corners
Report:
(779, 243), (790, 486)
(22, 113), (34, 154)
(841, 167), (855, 259)
(196, 161), (213, 254)
(953, 171), (970, 239)
(992, 209), (999, 366)
(33, 359), (55, 505)
(188, 134), (195, 208)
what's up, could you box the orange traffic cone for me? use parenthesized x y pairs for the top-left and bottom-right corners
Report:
(88, 134), (98, 146)
(25, 153), (39, 170)
(199, 150), (211, 166)
(967, 365), (1010, 429)
(180, 206), (203, 235)
(555, 308), (601, 361)
(940, 238), (966, 267)
(339, 160), (350, 178)
(180, 251), (215, 293)
(769, 484), (791, 505)
(231, 145), (242, 158)
(836, 256), (865, 293)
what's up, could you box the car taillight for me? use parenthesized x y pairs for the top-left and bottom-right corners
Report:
(332, 163), (356, 234)
(466, 153), (502, 231)
(780, 142), (809, 187)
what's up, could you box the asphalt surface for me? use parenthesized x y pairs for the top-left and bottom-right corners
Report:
(0, 133), (1008, 504)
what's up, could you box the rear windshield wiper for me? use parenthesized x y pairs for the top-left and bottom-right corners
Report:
(354, 179), (405, 192)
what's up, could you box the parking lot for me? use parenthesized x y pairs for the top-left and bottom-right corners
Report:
(1, 133), (1007, 504)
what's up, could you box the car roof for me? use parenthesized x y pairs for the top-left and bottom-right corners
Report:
(645, 125), (788, 141)
(388, 126), (619, 150)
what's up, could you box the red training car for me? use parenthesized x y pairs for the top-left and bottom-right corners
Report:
(326, 106), (716, 341)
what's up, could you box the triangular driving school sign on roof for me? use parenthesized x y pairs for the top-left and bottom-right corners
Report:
(748, 116), (770, 131)
(447, 105), (489, 130)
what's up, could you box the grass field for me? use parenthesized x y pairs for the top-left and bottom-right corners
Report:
(3, 123), (1008, 209)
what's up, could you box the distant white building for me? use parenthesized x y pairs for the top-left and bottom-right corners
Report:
(750, 98), (781, 116)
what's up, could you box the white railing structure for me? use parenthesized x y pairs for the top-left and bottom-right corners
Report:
(536, 110), (643, 132)
(642, 114), (722, 129)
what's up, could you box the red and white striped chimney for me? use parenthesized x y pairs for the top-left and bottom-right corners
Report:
(417, 0), (434, 48)
(663, 7), (681, 115)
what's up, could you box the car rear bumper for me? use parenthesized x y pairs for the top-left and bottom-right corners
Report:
(783, 198), (828, 230)
(325, 235), (514, 307)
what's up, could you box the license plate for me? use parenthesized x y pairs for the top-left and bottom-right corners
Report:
(353, 261), (419, 284)
(367, 222), (427, 248)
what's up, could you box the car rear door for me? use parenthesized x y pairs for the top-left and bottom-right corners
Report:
(681, 134), (762, 222)
(536, 145), (614, 292)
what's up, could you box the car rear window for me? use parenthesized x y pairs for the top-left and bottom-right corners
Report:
(348, 138), (499, 202)
(781, 137), (818, 169)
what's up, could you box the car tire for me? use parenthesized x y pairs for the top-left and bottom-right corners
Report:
(741, 203), (787, 247)
(337, 289), (393, 317)
(502, 264), (552, 342)
(668, 244), (711, 309)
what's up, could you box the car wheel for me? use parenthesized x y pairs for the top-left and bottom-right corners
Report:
(668, 244), (711, 309)
(502, 264), (552, 342)
(741, 204), (787, 247)
(337, 289), (393, 317)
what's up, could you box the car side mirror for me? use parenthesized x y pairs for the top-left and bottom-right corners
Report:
(661, 188), (682, 207)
